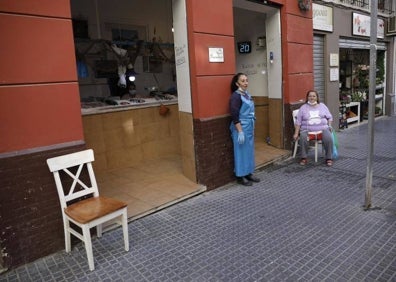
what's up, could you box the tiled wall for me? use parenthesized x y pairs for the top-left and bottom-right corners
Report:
(254, 96), (283, 148)
(82, 104), (180, 171)
(0, 1), (83, 270)
(269, 98), (283, 148)
(254, 96), (269, 143)
(179, 111), (197, 182)
(0, 144), (86, 270)
(193, 116), (235, 190)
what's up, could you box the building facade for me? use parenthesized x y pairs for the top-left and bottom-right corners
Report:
(311, 0), (395, 131)
(0, 0), (393, 272)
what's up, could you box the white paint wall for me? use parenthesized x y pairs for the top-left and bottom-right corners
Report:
(266, 10), (282, 100)
(233, 5), (281, 99)
(234, 7), (268, 97)
(172, 0), (192, 113)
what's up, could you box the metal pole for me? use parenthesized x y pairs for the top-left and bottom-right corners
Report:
(365, 0), (378, 209)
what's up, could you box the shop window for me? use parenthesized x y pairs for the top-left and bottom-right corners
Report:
(339, 48), (385, 125)
(112, 29), (139, 42)
(72, 19), (89, 39)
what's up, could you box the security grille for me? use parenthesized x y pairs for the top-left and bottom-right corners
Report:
(313, 35), (325, 103)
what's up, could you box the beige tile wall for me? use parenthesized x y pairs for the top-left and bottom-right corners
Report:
(253, 96), (283, 148)
(179, 111), (196, 182)
(268, 98), (283, 148)
(82, 104), (181, 171)
(254, 96), (269, 142)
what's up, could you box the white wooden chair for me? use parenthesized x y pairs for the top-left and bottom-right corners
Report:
(46, 149), (129, 271)
(292, 109), (323, 162)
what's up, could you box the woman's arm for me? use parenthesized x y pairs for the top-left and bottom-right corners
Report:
(230, 92), (242, 131)
(323, 104), (333, 129)
(235, 122), (243, 133)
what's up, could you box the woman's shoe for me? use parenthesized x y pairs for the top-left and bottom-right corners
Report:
(299, 158), (307, 165)
(326, 159), (333, 166)
(246, 174), (260, 183)
(237, 177), (253, 186)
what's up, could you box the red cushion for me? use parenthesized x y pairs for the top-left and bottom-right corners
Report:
(308, 132), (322, 141)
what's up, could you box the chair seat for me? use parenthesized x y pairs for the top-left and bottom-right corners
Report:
(308, 130), (322, 135)
(65, 196), (127, 224)
(308, 131), (323, 141)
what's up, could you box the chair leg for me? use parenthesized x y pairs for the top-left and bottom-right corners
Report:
(96, 224), (102, 238)
(64, 218), (71, 253)
(122, 209), (129, 252)
(293, 139), (298, 158)
(82, 225), (95, 271)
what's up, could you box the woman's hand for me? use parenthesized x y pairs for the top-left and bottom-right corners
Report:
(237, 132), (245, 144)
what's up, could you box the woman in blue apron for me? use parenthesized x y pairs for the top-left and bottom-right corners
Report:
(229, 73), (260, 186)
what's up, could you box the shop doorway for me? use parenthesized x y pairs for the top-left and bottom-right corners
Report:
(233, 1), (288, 160)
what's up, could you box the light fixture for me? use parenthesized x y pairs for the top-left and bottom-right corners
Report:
(126, 63), (138, 82)
(298, 0), (311, 11)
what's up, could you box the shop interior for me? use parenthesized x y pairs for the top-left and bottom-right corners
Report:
(71, 0), (289, 221)
(339, 48), (385, 129)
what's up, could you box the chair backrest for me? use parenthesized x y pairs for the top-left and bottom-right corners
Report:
(47, 149), (99, 210)
(292, 109), (299, 126)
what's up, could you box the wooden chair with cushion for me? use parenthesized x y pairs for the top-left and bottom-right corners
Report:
(46, 149), (129, 271)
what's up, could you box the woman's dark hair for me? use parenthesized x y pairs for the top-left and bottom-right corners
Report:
(305, 90), (321, 104)
(230, 73), (246, 93)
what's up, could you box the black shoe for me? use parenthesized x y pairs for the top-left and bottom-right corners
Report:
(245, 174), (260, 183)
(237, 177), (253, 186)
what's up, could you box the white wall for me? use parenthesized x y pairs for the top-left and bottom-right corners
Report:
(234, 7), (268, 97)
(233, 3), (281, 100)
(266, 10), (282, 100)
(172, 0), (191, 113)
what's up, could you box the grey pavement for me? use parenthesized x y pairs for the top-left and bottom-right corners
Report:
(1, 116), (396, 282)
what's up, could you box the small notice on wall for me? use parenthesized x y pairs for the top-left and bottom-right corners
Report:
(209, 47), (224, 63)
(329, 53), (338, 67)
(330, 68), (339, 82)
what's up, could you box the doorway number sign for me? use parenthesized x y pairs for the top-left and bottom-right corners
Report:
(237, 41), (252, 54)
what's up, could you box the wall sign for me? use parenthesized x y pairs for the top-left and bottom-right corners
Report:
(312, 4), (333, 32)
(330, 67), (339, 82)
(352, 13), (384, 39)
(209, 47), (224, 62)
(329, 53), (338, 67)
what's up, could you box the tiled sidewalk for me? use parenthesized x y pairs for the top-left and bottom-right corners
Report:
(1, 117), (396, 281)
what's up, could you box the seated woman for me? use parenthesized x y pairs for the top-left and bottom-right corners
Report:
(293, 90), (334, 166)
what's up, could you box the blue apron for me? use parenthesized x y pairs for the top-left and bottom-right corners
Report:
(230, 91), (256, 177)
